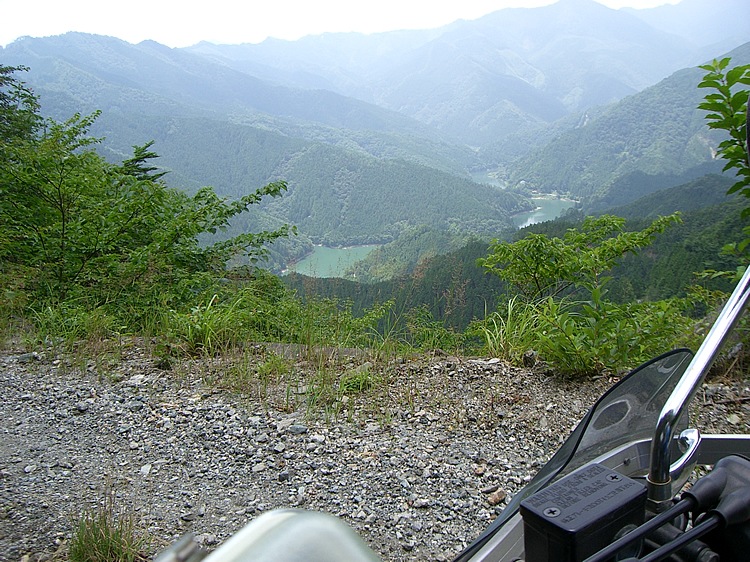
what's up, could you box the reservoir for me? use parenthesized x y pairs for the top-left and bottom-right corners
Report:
(287, 245), (379, 277)
(512, 197), (576, 228)
(288, 198), (575, 278)
(470, 172), (577, 228)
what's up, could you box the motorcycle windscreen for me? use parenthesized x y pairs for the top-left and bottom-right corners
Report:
(453, 348), (693, 562)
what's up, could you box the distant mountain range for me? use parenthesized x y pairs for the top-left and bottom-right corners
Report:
(1, 0), (748, 271)
(187, 0), (749, 144)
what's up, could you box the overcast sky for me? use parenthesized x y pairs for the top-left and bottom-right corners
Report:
(1, 0), (681, 48)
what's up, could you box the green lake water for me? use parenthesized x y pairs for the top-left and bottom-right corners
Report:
(288, 198), (574, 278)
(470, 172), (577, 228)
(287, 245), (379, 278)
(512, 198), (576, 228)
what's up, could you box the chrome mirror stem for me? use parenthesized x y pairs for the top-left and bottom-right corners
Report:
(647, 266), (750, 508)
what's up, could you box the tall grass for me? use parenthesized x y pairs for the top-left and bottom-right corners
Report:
(472, 296), (541, 364)
(69, 490), (149, 562)
(31, 302), (118, 350)
(210, 348), (291, 405)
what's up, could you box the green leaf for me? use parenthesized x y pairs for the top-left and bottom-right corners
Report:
(698, 79), (723, 89)
(698, 101), (732, 114)
(726, 66), (750, 87)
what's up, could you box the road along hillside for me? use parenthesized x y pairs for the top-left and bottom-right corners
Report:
(1, 343), (747, 561)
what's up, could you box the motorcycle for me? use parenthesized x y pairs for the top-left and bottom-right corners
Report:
(156, 267), (750, 562)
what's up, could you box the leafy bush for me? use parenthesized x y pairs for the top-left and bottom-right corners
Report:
(478, 214), (694, 376)
(0, 66), (293, 337)
(534, 292), (696, 377)
(479, 214), (681, 301)
(698, 57), (750, 259)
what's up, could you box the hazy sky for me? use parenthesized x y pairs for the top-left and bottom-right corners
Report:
(1, 0), (681, 48)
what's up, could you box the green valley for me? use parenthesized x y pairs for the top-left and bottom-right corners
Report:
(1, 0), (749, 379)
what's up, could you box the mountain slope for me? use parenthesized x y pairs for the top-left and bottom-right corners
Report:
(89, 113), (530, 246)
(0, 33), (440, 136)
(601, 174), (736, 219)
(506, 41), (750, 205)
(261, 143), (530, 245)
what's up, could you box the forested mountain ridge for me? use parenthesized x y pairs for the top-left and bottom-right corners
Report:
(0, 33), (529, 261)
(0, 33), (440, 139)
(506, 41), (750, 208)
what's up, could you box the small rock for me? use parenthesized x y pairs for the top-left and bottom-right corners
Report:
(487, 489), (507, 506)
(126, 374), (146, 386)
(288, 424), (308, 435)
(140, 464), (152, 476)
(195, 533), (217, 546)
(523, 350), (538, 367)
(276, 418), (295, 431)
(127, 401), (144, 412)
(17, 352), (41, 364)
(252, 463), (267, 473)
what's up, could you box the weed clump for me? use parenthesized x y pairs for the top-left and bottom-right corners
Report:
(68, 491), (149, 562)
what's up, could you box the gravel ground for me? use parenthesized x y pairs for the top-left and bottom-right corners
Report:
(1, 340), (748, 562)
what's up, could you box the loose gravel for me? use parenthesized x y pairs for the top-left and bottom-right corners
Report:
(1, 341), (748, 561)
